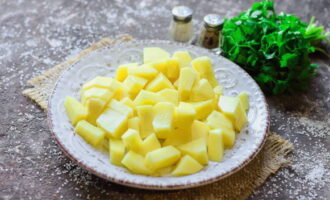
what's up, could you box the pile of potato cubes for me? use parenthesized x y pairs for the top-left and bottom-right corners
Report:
(64, 47), (249, 176)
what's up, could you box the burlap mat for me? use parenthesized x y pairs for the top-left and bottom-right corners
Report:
(22, 34), (293, 200)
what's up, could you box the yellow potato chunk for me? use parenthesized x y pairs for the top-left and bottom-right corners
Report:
(238, 92), (249, 111)
(174, 102), (196, 128)
(172, 155), (203, 176)
(64, 96), (88, 126)
(109, 139), (125, 166)
(113, 86), (129, 101)
(190, 79), (215, 101)
(165, 58), (180, 82)
(115, 63), (138, 82)
(136, 105), (154, 138)
(191, 99), (216, 120)
(81, 87), (114, 105)
(208, 129), (224, 162)
(127, 65), (158, 80)
(133, 90), (163, 106)
(144, 146), (181, 171)
(146, 73), (174, 92)
(191, 56), (218, 87)
(81, 76), (122, 92)
(218, 96), (247, 131)
(96, 109), (128, 138)
(108, 99), (133, 117)
(123, 75), (148, 98)
(151, 59), (167, 74)
(128, 116), (140, 131)
(178, 138), (208, 165)
(191, 120), (209, 142)
(144, 47), (170, 64)
(85, 98), (106, 125)
(75, 120), (105, 147)
(140, 133), (161, 155)
(121, 129), (142, 152)
(178, 67), (197, 101)
(157, 89), (179, 105)
(152, 102), (175, 138)
(206, 110), (233, 130)
(163, 127), (192, 147)
(122, 151), (153, 175)
(172, 51), (192, 68)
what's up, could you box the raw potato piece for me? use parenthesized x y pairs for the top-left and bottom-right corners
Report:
(153, 102), (175, 139)
(190, 79), (215, 101)
(191, 56), (218, 87)
(64, 96), (88, 126)
(178, 138), (208, 165)
(165, 58), (180, 81)
(191, 99), (216, 120)
(208, 129), (224, 162)
(191, 120), (209, 142)
(172, 155), (203, 176)
(96, 109), (128, 138)
(81, 87), (114, 105)
(134, 90), (163, 106)
(109, 139), (125, 166)
(144, 146), (181, 171)
(85, 98), (106, 125)
(146, 73), (174, 92)
(108, 99), (133, 117)
(82, 76), (122, 92)
(178, 67), (197, 101)
(136, 105), (154, 138)
(122, 151), (153, 175)
(174, 102), (196, 128)
(140, 133), (161, 155)
(115, 63), (138, 82)
(144, 47), (170, 64)
(75, 120), (105, 147)
(123, 75), (148, 98)
(157, 89), (179, 105)
(127, 65), (158, 80)
(172, 51), (192, 68)
(238, 92), (249, 111)
(121, 129), (142, 152)
(128, 117), (140, 131)
(163, 127), (192, 147)
(218, 96), (247, 131)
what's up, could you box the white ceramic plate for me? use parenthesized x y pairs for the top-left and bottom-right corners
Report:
(48, 40), (269, 190)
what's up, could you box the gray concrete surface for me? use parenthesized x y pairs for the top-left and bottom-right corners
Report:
(0, 0), (329, 199)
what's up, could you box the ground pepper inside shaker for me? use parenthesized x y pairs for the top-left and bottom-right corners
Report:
(169, 6), (194, 43)
(198, 14), (224, 49)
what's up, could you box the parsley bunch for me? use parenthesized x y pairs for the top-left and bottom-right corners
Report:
(220, 0), (329, 94)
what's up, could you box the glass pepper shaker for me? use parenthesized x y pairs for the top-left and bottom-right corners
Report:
(169, 6), (194, 43)
(198, 14), (224, 49)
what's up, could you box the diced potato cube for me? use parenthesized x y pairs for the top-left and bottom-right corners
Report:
(128, 117), (140, 131)
(144, 47), (170, 64)
(64, 96), (88, 126)
(163, 127), (192, 147)
(150, 59), (168, 75)
(207, 129), (224, 162)
(191, 99), (216, 120)
(120, 97), (135, 114)
(152, 102), (175, 138)
(174, 102), (196, 128)
(108, 99), (133, 117)
(133, 90), (163, 106)
(121, 129), (142, 152)
(115, 63), (138, 82)
(178, 138), (208, 165)
(172, 51), (192, 68)
(123, 75), (148, 99)
(127, 65), (158, 80)
(109, 139), (125, 166)
(136, 105), (154, 138)
(157, 89), (179, 105)
(96, 109), (128, 138)
(190, 79), (215, 101)
(85, 98), (106, 125)
(144, 146), (181, 171)
(206, 110), (233, 130)
(218, 96), (247, 131)
(81, 87), (114, 105)
(178, 67), (197, 101)
(122, 151), (153, 175)
(191, 120), (209, 142)
(165, 58), (180, 81)
(75, 120), (105, 147)
(81, 76), (122, 92)
(191, 56), (218, 87)
(172, 155), (203, 176)
(238, 92), (249, 111)
(113, 86), (129, 100)
(140, 133), (161, 155)
(145, 73), (174, 92)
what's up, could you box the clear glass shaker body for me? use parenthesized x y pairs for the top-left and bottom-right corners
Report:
(169, 19), (193, 43)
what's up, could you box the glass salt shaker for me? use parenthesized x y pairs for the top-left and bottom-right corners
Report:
(169, 6), (194, 43)
(198, 14), (224, 49)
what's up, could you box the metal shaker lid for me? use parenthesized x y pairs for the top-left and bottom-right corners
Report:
(203, 14), (224, 28)
(172, 6), (193, 22)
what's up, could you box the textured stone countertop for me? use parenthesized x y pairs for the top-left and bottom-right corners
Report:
(0, 0), (329, 199)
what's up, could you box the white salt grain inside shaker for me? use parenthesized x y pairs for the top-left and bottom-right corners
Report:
(169, 6), (193, 43)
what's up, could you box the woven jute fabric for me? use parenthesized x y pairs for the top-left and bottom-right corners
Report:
(22, 34), (293, 200)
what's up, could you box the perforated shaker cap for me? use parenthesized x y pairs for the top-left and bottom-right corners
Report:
(172, 6), (193, 22)
(204, 14), (224, 28)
